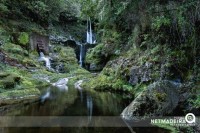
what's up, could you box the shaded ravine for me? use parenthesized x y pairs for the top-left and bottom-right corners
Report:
(0, 85), (170, 133)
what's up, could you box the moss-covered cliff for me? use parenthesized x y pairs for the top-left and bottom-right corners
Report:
(0, 0), (90, 107)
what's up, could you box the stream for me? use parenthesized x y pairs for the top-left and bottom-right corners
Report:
(0, 85), (169, 133)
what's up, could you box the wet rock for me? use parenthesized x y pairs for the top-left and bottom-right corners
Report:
(55, 63), (64, 73)
(129, 62), (152, 85)
(50, 35), (68, 43)
(52, 78), (68, 91)
(121, 80), (184, 120)
(74, 80), (83, 90)
(89, 63), (104, 71)
(49, 35), (81, 46)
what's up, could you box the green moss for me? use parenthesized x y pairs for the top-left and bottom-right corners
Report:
(0, 88), (40, 99)
(83, 72), (134, 94)
(0, 73), (9, 78)
(2, 43), (23, 54)
(53, 45), (77, 63)
(17, 32), (29, 46)
(189, 86), (200, 108)
(0, 73), (21, 89)
(86, 43), (105, 64)
(133, 83), (148, 97)
(155, 92), (167, 102)
(151, 15), (171, 31)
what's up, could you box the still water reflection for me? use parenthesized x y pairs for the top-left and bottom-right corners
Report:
(0, 86), (169, 133)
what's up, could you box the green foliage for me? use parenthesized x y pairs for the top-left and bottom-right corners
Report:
(0, 2), (9, 13)
(1, 0), (80, 24)
(86, 43), (104, 64)
(0, 73), (21, 89)
(27, 1), (49, 16)
(79, 0), (97, 18)
(192, 95), (200, 108)
(83, 69), (133, 94)
(2, 42), (23, 53)
(189, 87), (200, 108)
(18, 32), (29, 46)
(151, 15), (171, 31)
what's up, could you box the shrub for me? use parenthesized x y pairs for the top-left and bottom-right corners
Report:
(18, 32), (29, 46)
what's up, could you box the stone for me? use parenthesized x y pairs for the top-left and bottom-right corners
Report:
(121, 80), (183, 120)
(129, 62), (152, 85)
(74, 80), (83, 90)
(52, 78), (69, 91)
(89, 63), (104, 71)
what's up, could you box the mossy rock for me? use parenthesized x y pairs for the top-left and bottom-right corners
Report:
(0, 73), (10, 78)
(2, 43), (25, 55)
(0, 74), (21, 89)
(0, 88), (41, 106)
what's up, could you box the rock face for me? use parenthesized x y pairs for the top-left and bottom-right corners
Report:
(52, 78), (69, 91)
(121, 80), (184, 120)
(129, 62), (153, 85)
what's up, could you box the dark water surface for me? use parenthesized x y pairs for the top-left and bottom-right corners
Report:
(0, 86), (169, 133)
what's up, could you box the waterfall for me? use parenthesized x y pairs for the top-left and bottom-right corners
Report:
(86, 19), (90, 43)
(38, 52), (51, 69)
(89, 18), (93, 44)
(79, 44), (83, 67)
(86, 18), (95, 44)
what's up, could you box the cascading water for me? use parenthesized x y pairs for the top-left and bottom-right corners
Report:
(79, 44), (83, 67)
(86, 19), (90, 43)
(38, 52), (51, 69)
(86, 18), (95, 44)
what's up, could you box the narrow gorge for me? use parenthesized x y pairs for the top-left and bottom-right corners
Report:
(0, 0), (199, 133)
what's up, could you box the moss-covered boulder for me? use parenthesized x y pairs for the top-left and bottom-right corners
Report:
(0, 88), (40, 106)
(11, 32), (29, 46)
(85, 43), (110, 71)
(50, 45), (78, 73)
(0, 73), (21, 89)
(121, 80), (186, 120)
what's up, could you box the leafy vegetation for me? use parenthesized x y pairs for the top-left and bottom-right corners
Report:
(0, 1), (199, 132)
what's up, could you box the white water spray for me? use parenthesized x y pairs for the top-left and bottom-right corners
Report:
(52, 78), (69, 91)
(74, 80), (83, 90)
(38, 52), (51, 69)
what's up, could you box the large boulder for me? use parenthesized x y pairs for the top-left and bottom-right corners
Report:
(121, 80), (189, 120)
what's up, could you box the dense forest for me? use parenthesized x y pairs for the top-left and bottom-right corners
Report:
(0, 0), (199, 133)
